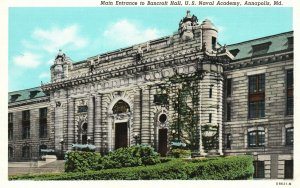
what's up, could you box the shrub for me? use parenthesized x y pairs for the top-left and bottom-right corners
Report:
(65, 145), (160, 172)
(170, 148), (191, 158)
(10, 155), (254, 180)
(64, 151), (102, 172)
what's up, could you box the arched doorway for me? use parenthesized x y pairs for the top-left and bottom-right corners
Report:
(113, 100), (130, 149)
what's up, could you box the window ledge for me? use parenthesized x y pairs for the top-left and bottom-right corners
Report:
(247, 118), (268, 123)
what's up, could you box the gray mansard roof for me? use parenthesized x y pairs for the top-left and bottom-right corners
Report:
(227, 31), (293, 61)
(8, 87), (48, 104)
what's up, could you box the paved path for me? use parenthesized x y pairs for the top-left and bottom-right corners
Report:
(8, 160), (65, 176)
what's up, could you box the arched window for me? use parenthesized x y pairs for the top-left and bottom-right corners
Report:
(8, 147), (13, 159)
(112, 100), (130, 114)
(22, 146), (30, 159)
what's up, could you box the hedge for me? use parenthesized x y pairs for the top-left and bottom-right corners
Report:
(65, 145), (160, 172)
(9, 155), (254, 180)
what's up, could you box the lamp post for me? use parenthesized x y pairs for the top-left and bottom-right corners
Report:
(133, 133), (140, 145)
(172, 130), (176, 142)
(87, 136), (91, 145)
(59, 138), (64, 160)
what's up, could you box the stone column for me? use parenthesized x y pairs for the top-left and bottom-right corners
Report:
(67, 98), (75, 150)
(198, 80), (205, 156)
(54, 100), (64, 152)
(218, 76), (224, 155)
(133, 87), (142, 145)
(87, 95), (94, 144)
(141, 86), (150, 144)
(94, 94), (102, 152)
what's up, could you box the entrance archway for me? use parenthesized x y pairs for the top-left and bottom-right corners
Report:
(115, 122), (128, 149)
(112, 100), (131, 149)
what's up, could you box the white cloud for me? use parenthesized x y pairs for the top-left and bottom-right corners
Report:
(25, 25), (88, 53)
(13, 52), (42, 68)
(39, 72), (50, 79)
(103, 20), (162, 46)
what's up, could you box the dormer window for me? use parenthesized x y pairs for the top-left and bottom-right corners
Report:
(10, 94), (21, 102)
(229, 49), (240, 57)
(29, 90), (40, 99)
(287, 37), (293, 49)
(252, 42), (271, 56)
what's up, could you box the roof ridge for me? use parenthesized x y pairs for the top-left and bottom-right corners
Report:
(227, 31), (293, 47)
(9, 86), (42, 94)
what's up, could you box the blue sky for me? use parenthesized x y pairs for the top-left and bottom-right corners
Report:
(8, 7), (292, 92)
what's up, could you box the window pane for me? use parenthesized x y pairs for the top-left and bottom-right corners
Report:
(227, 78), (232, 97)
(259, 101), (265, 118)
(284, 160), (293, 179)
(258, 131), (265, 146)
(248, 131), (256, 147)
(286, 128), (293, 145)
(253, 161), (265, 178)
(287, 70), (293, 89)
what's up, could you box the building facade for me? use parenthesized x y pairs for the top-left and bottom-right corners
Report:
(8, 11), (293, 179)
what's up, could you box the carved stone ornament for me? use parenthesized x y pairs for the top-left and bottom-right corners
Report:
(56, 101), (61, 107)
(178, 10), (198, 41)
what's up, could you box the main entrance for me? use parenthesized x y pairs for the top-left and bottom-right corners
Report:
(115, 122), (128, 149)
(158, 129), (168, 157)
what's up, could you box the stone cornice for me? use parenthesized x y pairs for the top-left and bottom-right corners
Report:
(8, 96), (50, 108)
(224, 51), (293, 71)
(42, 50), (230, 92)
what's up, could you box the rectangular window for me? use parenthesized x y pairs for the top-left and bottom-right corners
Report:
(248, 130), (265, 147)
(22, 110), (30, 121)
(226, 78), (232, 97)
(78, 105), (88, 113)
(209, 88), (212, 98)
(22, 126), (30, 139)
(153, 94), (168, 105)
(286, 69), (293, 115)
(253, 161), (265, 178)
(40, 108), (47, 119)
(8, 124), (13, 140)
(286, 127), (293, 146)
(22, 110), (30, 139)
(39, 108), (48, 138)
(248, 74), (265, 119)
(226, 134), (231, 149)
(8, 113), (13, 123)
(227, 103), (231, 121)
(209, 113), (212, 123)
(212, 36), (216, 50)
(284, 160), (293, 179)
(22, 146), (30, 159)
(8, 113), (13, 140)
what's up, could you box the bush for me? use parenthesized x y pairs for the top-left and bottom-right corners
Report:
(170, 148), (191, 158)
(64, 151), (102, 172)
(102, 145), (160, 169)
(10, 155), (254, 180)
(65, 145), (160, 172)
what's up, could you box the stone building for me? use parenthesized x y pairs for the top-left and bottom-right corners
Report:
(8, 11), (293, 179)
